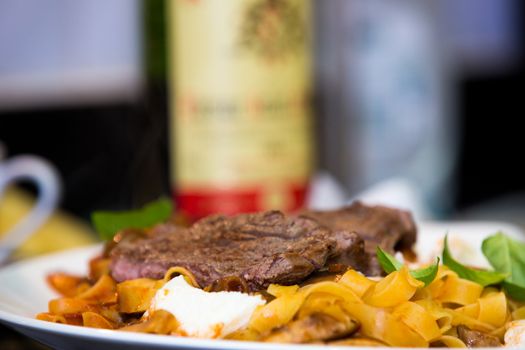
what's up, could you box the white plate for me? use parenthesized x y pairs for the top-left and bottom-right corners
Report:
(0, 221), (523, 350)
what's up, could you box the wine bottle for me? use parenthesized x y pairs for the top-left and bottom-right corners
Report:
(167, 0), (314, 220)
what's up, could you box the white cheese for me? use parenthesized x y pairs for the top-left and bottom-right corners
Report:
(147, 276), (266, 338)
(505, 320), (525, 347)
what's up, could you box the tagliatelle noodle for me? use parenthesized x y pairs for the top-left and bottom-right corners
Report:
(82, 311), (114, 329)
(438, 276), (484, 306)
(340, 302), (428, 347)
(76, 274), (117, 304)
(434, 335), (467, 348)
(454, 291), (508, 329)
(35, 313), (68, 324)
(446, 309), (495, 333)
(38, 260), (520, 346)
(248, 288), (305, 334)
(489, 315), (512, 340)
(364, 267), (424, 307)
(455, 302), (479, 319)
(297, 292), (354, 323)
(48, 298), (96, 315)
(425, 267), (483, 306)
(391, 301), (442, 341)
(117, 266), (200, 314)
(117, 278), (163, 313)
(512, 305), (525, 320)
(414, 299), (453, 333)
(163, 266), (199, 288)
(337, 269), (375, 297)
(250, 271), (429, 347)
(46, 273), (90, 297)
(266, 284), (298, 298)
(299, 281), (363, 304)
(120, 309), (179, 335)
(478, 292), (508, 327)
(249, 281), (362, 334)
(426, 267), (459, 299)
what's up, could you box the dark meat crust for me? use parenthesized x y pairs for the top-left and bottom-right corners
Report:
(110, 211), (369, 291)
(301, 201), (417, 275)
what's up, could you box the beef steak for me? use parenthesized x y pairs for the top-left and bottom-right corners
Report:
(301, 201), (417, 275)
(110, 211), (369, 291)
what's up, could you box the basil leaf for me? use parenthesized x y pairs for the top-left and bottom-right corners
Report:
(411, 257), (440, 286)
(92, 198), (173, 240)
(482, 233), (525, 301)
(377, 247), (403, 274)
(502, 281), (525, 301)
(442, 235), (506, 287)
(377, 247), (439, 286)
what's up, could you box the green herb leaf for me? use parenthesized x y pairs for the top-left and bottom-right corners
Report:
(502, 281), (525, 301)
(482, 232), (525, 301)
(411, 257), (440, 286)
(377, 247), (403, 274)
(92, 198), (173, 241)
(376, 247), (439, 286)
(442, 234), (507, 287)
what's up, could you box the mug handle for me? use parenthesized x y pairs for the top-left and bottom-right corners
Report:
(0, 156), (61, 264)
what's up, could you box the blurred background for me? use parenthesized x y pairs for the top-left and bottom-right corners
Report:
(0, 0), (523, 347)
(1, 0), (524, 238)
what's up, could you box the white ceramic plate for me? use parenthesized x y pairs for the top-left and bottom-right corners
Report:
(0, 221), (523, 350)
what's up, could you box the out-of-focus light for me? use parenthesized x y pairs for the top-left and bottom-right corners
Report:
(442, 0), (521, 73)
(0, 0), (142, 110)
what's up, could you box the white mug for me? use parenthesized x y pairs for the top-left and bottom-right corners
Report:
(0, 142), (61, 264)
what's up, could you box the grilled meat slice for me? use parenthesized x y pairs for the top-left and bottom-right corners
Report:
(110, 211), (369, 291)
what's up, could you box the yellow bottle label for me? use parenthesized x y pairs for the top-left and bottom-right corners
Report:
(168, 0), (313, 217)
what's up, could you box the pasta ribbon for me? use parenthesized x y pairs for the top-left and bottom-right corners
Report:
(341, 302), (428, 347)
(426, 267), (458, 299)
(82, 311), (114, 329)
(436, 275), (483, 306)
(447, 309), (495, 333)
(300, 281), (362, 305)
(77, 275), (117, 304)
(120, 310), (179, 335)
(38, 246), (519, 347)
(267, 284), (299, 297)
(88, 257), (111, 282)
(455, 302), (479, 319)
(392, 301), (441, 341)
(163, 266), (199, 288)
(364, 267), (423, 307)
(249, 287), (304, 333)
(48, 298), (96, 315)
(433, 335), (467, 348)
(117, 278), (163, 313)
(337, 269), (375, 297)
(250, 281), (361, 334)
(478, 291), (507, 327)
(36, 312), (68, 324)
(455, 291), (507, 328)
(415, 299), (453, 333)
(47, 273), (90, 297)
(298, 293), (353, 323)
(512, 305), (525, 320)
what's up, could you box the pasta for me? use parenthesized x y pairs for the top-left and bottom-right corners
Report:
(37, 258), (521, 347)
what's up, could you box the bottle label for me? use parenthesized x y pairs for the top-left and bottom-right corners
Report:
(169, 0), (313, 218)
